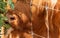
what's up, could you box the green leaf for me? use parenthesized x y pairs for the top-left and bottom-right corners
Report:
(4, 24), (11, 29)
(10, 2), (14, 10)
(8, 0), (12, 4)
(0, 1), (7, 13)
(0, 14), (4, 27)
(0, 20), (4, 27)
(8, 0), (14, 10)
(0, 0), (3, 2)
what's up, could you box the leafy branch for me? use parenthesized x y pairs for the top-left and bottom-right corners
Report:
(0, 0), (14, 29)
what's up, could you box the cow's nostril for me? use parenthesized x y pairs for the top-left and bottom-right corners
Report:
(4, 21), (9, 24)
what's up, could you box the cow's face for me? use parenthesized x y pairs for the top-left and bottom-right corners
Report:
(6, 10), (23, 29)
(6, 10), (31, 31)
(6, 0), (31, 31)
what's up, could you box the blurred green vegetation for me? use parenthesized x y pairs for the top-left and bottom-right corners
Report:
(0, 0), (14, 29)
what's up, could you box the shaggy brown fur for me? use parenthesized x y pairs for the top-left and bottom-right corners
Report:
(6, 0), (60, 38)
(6, 0), (32, 38)
(31, 0), (59, 38)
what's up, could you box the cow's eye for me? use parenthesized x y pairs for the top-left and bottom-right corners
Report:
(10, 17), (15, 20)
